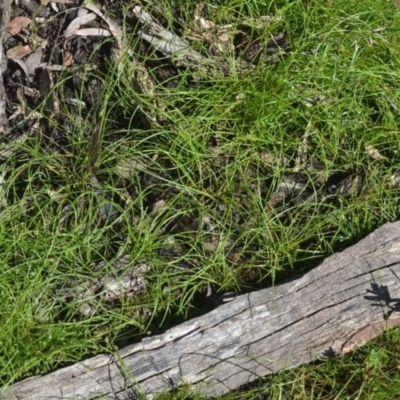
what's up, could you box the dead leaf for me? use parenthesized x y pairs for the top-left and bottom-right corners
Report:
(83, 3), (122, 51)
(21, 0), (49, 17)
(260, 152), (289, 168)
(8, 106), (24, 121)
(10, 58), (29, 77)
(16, 87), (27, 112)
(64, 12), (97, 37)
(70, 28), (112, 37)
(115, 158), (148, 178)
(24, 46), (43, 75)
(84, 3), (121, 37)
(63, 51), (74, 66)
(41, 0), (73, 5)
(22, 86), (40, 98)
(153, 199), (166, 212)
(65, 98), (86, 108)
(390, 173), (400, 187)
(6, 16), (32, 35)
(6, 45), (32, 59)
(365, 144), (386, 160)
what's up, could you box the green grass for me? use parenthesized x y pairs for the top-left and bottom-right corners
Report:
(2, 0), (400, 398)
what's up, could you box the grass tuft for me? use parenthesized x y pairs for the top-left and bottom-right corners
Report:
(2, 0), (400, 397)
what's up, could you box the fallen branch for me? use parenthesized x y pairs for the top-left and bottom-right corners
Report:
(3, 221), (400, 398)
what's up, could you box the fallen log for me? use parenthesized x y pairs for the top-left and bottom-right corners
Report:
(3, 221), (400, 399)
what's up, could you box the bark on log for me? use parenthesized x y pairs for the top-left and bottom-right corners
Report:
(3, 221), (400, 399)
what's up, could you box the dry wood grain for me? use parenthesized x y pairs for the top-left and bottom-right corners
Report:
(3, 221), (400, 399)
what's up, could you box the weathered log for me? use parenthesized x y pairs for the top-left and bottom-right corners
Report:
(3, 221), (400, 399)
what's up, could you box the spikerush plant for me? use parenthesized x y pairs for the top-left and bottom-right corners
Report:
(2, 0), (400, 398)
